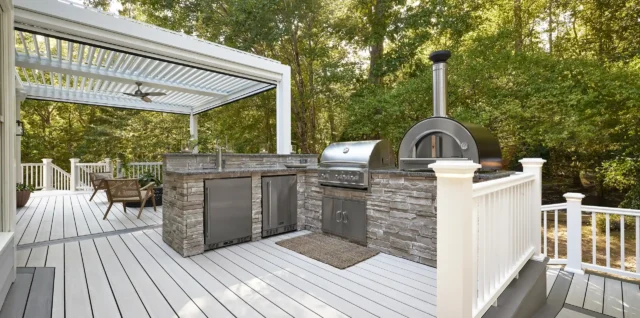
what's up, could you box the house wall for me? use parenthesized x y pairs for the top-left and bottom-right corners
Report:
(0, 0), (17, 309)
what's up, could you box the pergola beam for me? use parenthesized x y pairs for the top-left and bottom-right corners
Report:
(16, 53), (228, 98)
(193, 82), (275, 114)
(23, 85), (192, 114)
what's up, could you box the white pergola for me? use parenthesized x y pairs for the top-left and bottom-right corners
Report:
(12, 0), (292, 153)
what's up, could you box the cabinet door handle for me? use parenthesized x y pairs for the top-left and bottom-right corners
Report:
(267, 181), (272, 227)
(343, 210), (348, 224)
(336, 211), (342, 222)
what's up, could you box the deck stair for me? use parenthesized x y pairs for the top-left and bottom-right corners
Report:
(483, 258), (549, 318)
(0, 267), (54, 318)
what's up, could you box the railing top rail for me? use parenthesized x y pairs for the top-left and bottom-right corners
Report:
(541, 203), (567, 211)
(582, 205), (640, 217)
(127, 162), (163, 166)
(76, 163), (108, 166)
(51, 164), (72, 177)
(21, 163), (44, 166)
(472, 172), (535, 198)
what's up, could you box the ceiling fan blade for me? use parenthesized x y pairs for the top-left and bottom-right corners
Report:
(145, 92), (166, 96)
(142, 96), (152, 103)
(123, 92), (138, 97)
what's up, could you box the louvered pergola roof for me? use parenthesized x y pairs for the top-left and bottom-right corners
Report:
(12, 0), (292, 153)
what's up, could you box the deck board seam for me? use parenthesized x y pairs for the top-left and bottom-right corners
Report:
(17, 224), (162, 250)
(77, 241), (96, 318)
(91, 239), (124, 318)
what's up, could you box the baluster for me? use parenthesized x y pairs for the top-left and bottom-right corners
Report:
(621, 216), (625, 271)
(543, 210), (548, 256)
(636, 216), (640, 273)
(554, 209), (559, 259)
(592, 212), (597, 264)
(606, 214), (610, 267)
(479, 195), (486, 303)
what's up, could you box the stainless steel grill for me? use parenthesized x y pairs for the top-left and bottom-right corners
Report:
(318, 140), (394, 189)
(398, 50), (503, 171)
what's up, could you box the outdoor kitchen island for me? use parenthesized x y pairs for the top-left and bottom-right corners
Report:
(162, 152), (511, 267)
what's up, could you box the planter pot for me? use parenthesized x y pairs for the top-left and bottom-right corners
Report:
(128, 187), (163, 208)
(16, 191), (31, 208)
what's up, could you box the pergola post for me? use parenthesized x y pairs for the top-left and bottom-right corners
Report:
(276, 67), (292, 154)
(15, 89), (26, 183)
(189, 113), (198, 154)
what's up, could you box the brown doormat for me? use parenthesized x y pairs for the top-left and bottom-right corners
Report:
(276, 233), (379, 269)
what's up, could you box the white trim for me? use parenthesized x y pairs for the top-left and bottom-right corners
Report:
(1, 0), (16, 232)
(193, 82), (275, 114)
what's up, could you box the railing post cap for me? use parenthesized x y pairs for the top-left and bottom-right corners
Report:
(42, 158), (53, 162)
(69, 158), (80, 162)
(519, 158), (546, 166)
(428, 160), (481, 178)
(564, 192), (586, 201)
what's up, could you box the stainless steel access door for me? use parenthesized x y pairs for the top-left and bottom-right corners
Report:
(204, 177), (252, 249)
(262, 175), (297, 237)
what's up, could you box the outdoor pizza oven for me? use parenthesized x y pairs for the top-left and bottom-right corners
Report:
(398, 51), (502, 171)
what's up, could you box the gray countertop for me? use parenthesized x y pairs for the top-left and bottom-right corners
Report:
(166, 166), (318, 176)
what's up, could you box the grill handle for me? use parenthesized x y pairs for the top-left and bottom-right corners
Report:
(336, 211), (342, 222)
(319, 161), (368, 167)
(267, 181), (272, 227)
(343, 211), (348, 224)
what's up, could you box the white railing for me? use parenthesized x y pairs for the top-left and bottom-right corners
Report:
(21, 163), (44, 189)
(51, 164), (71, 191)
(542, 196), (640, 279)
(430, 158), (545, 318)
(120, 162), (163, 181)
(471, 173), (536, 316)
(76, 162), (110, 191)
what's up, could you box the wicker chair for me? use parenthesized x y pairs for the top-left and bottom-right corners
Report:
(89, 172), (114, 201)
(103, 179), (156, 220)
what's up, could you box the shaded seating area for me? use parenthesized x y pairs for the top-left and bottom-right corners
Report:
(103, 179), (156, 220)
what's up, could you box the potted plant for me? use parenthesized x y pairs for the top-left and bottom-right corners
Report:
(129, 172), (163, 207)
(16, 183), (35, 208)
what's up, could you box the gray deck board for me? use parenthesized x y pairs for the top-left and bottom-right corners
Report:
(603, 278), (623, 318)
(583, 274), (605, 313)
(566, 272), (589, 308)
(0, 270), (33, 318)
(622, 282), (640, 317)
(23, 268), (54, 318)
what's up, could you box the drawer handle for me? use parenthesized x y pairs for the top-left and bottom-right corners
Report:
(336, 211), (342, 222)
(343, 211), (348, 224)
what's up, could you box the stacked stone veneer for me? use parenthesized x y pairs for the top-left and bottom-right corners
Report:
(296, 171), (438, 266)
(162, 153), (318, 257)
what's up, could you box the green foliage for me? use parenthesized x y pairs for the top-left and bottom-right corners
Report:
(16, 183), (35, 192)
(138, 172), (161, 188)
(596, 214), (634, 233)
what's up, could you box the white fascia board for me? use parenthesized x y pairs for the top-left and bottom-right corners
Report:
(24, 85), (192, 114)
(16, 53), (228, 98)
(13, 0), (288, 83)
(193, 82), (275, 114)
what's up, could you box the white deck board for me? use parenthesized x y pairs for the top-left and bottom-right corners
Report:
(129, 231), (233, 318)
(16, 249), (30, 267)
(16, 197), (34, 222)
(565, 272), (589, 307)
(206, 247), (320, 317)
(107, 235), (176, 318)
(375, 252), (437, 273)
(26, 246), (48, 267)
(17, 192), (162, 246)
(259, 235), (436, 315)
(144, 231), (265, 318)
(583, 274), (605, 313)
(119, 233), (206, 318)
(622, 281), (640, 317)
(62, 196), (78, 238)
(245, 242), (405, 318)
(556, 308), (594, 318)
(369, 254), (437, 278)
(546, 267), (560, 296)
(50, 196), (65, 240)
(79, 240), (121, 318)
(603, 277), (624, 318)
(222, 244), (351, 318)
(93, 237), (150, 318)
(71, 196), (91, 237)
(20, 195), (53, 244)
(64, 241), (93, 318)
(46, 244), (65, 318)
(354, 261), (437, 292)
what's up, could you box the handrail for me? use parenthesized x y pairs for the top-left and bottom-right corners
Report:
(472, 172), (535, 198)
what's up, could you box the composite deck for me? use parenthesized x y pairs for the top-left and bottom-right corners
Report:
(16, 229), (438, 318)
(546, 266), (640, 318)
(15, 191), (162, 247)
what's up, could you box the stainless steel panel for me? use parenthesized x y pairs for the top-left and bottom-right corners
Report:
(262, 175), (298, 237)
(204, 177), (252, 249)
(319, 140), (394, 170)
(333, 199), (344, 237)
(322, 197), (334, 234)
(343, 199), (366, 244)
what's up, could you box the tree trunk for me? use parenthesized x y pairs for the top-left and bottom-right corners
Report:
(514, 0), (523, 52)
(368, 0), (386, 85)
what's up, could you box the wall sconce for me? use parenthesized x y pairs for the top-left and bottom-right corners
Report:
(16, 120), (24, 137)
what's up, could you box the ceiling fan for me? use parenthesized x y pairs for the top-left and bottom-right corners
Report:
(123, 82), (166, 103)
